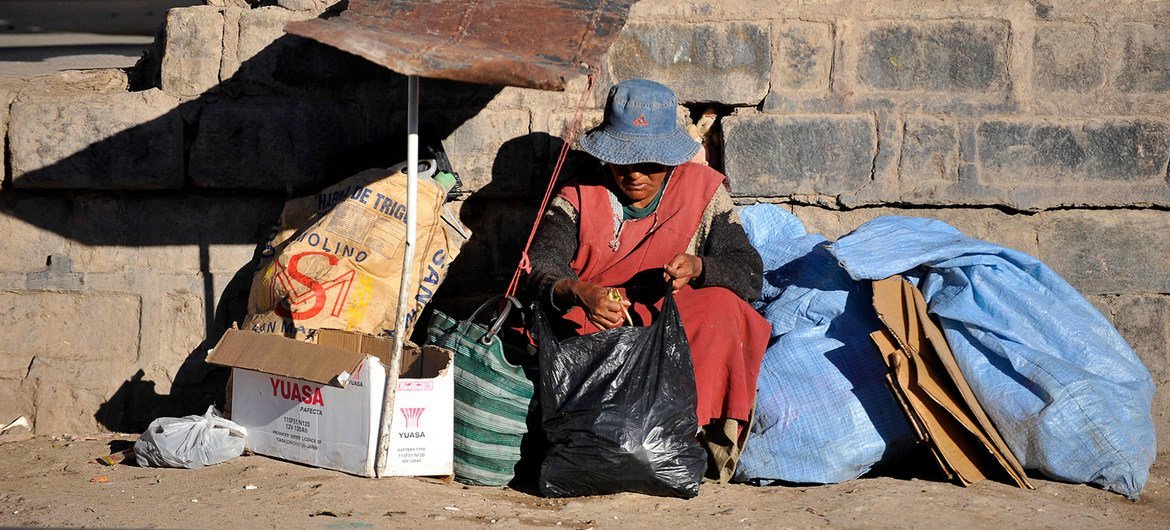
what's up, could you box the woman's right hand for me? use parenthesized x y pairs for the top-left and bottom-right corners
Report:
(555, 279), (630, 330)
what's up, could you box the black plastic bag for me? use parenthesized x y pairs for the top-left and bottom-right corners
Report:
(532, 292), (705, 498)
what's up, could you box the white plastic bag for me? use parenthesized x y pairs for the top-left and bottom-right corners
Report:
(134, 406), (247, 468)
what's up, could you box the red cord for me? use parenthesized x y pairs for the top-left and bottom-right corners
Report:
(504, 73), (597, 299)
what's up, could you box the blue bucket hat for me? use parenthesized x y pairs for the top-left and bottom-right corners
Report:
(579, 79), (700, 166)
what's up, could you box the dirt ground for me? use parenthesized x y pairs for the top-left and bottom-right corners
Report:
(0, 434), (1166, 529)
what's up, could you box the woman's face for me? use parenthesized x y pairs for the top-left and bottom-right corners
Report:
(608, 163), (670, 205)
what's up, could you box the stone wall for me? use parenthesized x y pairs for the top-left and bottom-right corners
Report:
(0, 0), (1167, 448)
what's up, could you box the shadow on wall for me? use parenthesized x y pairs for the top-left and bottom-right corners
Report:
(0, 9), (543, 432)
(425, 133), (600, 323)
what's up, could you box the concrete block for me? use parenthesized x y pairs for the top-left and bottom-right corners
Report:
(42, 69), (130, 93)
(160, 6), (224, 97)
(899, 115), (959, 188)
(1091, 293), (1169, 451)
(1116, 23), (1170, 93)
(22, 356), (126, 435)
(1154, 389), (1170, 454)
(439, 238), (499, 296)
(277, 0), (340, 12)
(0, 291), (141, 365)
(70, 194), (280, 274)
(9, 89), (184, 189)
(231, 6), (396, 93)
(0, 195), (72, 274)
(0, 88), (11, 189)
(444, 198), (535, 293)
(220, 7), (244, 80)
(210, 244), (264, 275)
(1033, 23), (1102, 93)
(151, 290), (207, 393)
(0, 376), (33, 436)
(532, 110), (606, 193)
(791, 206), (1040, 256)
(977, 119), (1170, 185)
(855, 20), (1009, 92)
(537, 110), (604, 146)
(189, 97), (397, 191)
(434, 109), (533, 196)
(723, 113), (877, 198)
(1091, 295), (1170, 383)
(236, 6), (316, 65)
(608, 21), (770, 105)
(1038, 210), (1170, 295)
(773, 21), (833, 92)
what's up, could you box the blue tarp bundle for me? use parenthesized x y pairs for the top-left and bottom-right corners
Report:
(734, 206), (917, 484)
(736, 206), (1156, 499)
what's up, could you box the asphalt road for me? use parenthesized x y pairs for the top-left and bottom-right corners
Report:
(0, 32), (154, 78)
(0, 0), (198, 78)
(0, 0), (198, 35)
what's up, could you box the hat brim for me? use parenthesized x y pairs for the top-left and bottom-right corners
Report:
(579, 126), (700, 166)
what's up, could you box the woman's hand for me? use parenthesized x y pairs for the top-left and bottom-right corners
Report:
(664, 253), (703, 293)
(555, 279), (631, 330)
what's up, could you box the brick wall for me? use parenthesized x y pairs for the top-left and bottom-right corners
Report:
(0, 0), (1166, 445)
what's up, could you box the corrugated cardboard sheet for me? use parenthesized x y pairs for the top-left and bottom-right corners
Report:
(870, 275), (1033, 489)
(208, 329), (366, 387)
(209, 328), (434, 388)
(316, 328), (395, 365)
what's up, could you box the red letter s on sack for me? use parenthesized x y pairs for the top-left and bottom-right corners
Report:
(274, 251), (338, 320)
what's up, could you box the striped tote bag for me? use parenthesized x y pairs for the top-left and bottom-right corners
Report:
(425, 296), (536, 485)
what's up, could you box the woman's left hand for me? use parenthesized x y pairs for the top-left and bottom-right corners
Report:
(664, 253), (703, 293)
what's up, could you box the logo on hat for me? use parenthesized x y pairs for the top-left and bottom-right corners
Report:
(631, 114), (649, 127)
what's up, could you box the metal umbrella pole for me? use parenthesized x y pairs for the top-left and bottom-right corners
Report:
(376, 74), (420, 477)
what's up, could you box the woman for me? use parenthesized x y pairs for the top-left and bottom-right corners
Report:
(527, 78), (771, 480)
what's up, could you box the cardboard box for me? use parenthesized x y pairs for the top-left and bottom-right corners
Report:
(207, 328), (454, 478)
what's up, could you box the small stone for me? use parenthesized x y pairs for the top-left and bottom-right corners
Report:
(205, 0), (256, 6)
(276, 0), (338, 12)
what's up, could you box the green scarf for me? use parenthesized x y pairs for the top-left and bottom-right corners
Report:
(621, 172), (670, 220)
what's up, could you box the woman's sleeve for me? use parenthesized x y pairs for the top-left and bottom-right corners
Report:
(524, 196), (580, 311)
(694, 187), (764, 302)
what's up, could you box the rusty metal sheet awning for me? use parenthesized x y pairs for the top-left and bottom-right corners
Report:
(285, 0), (638, 91)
